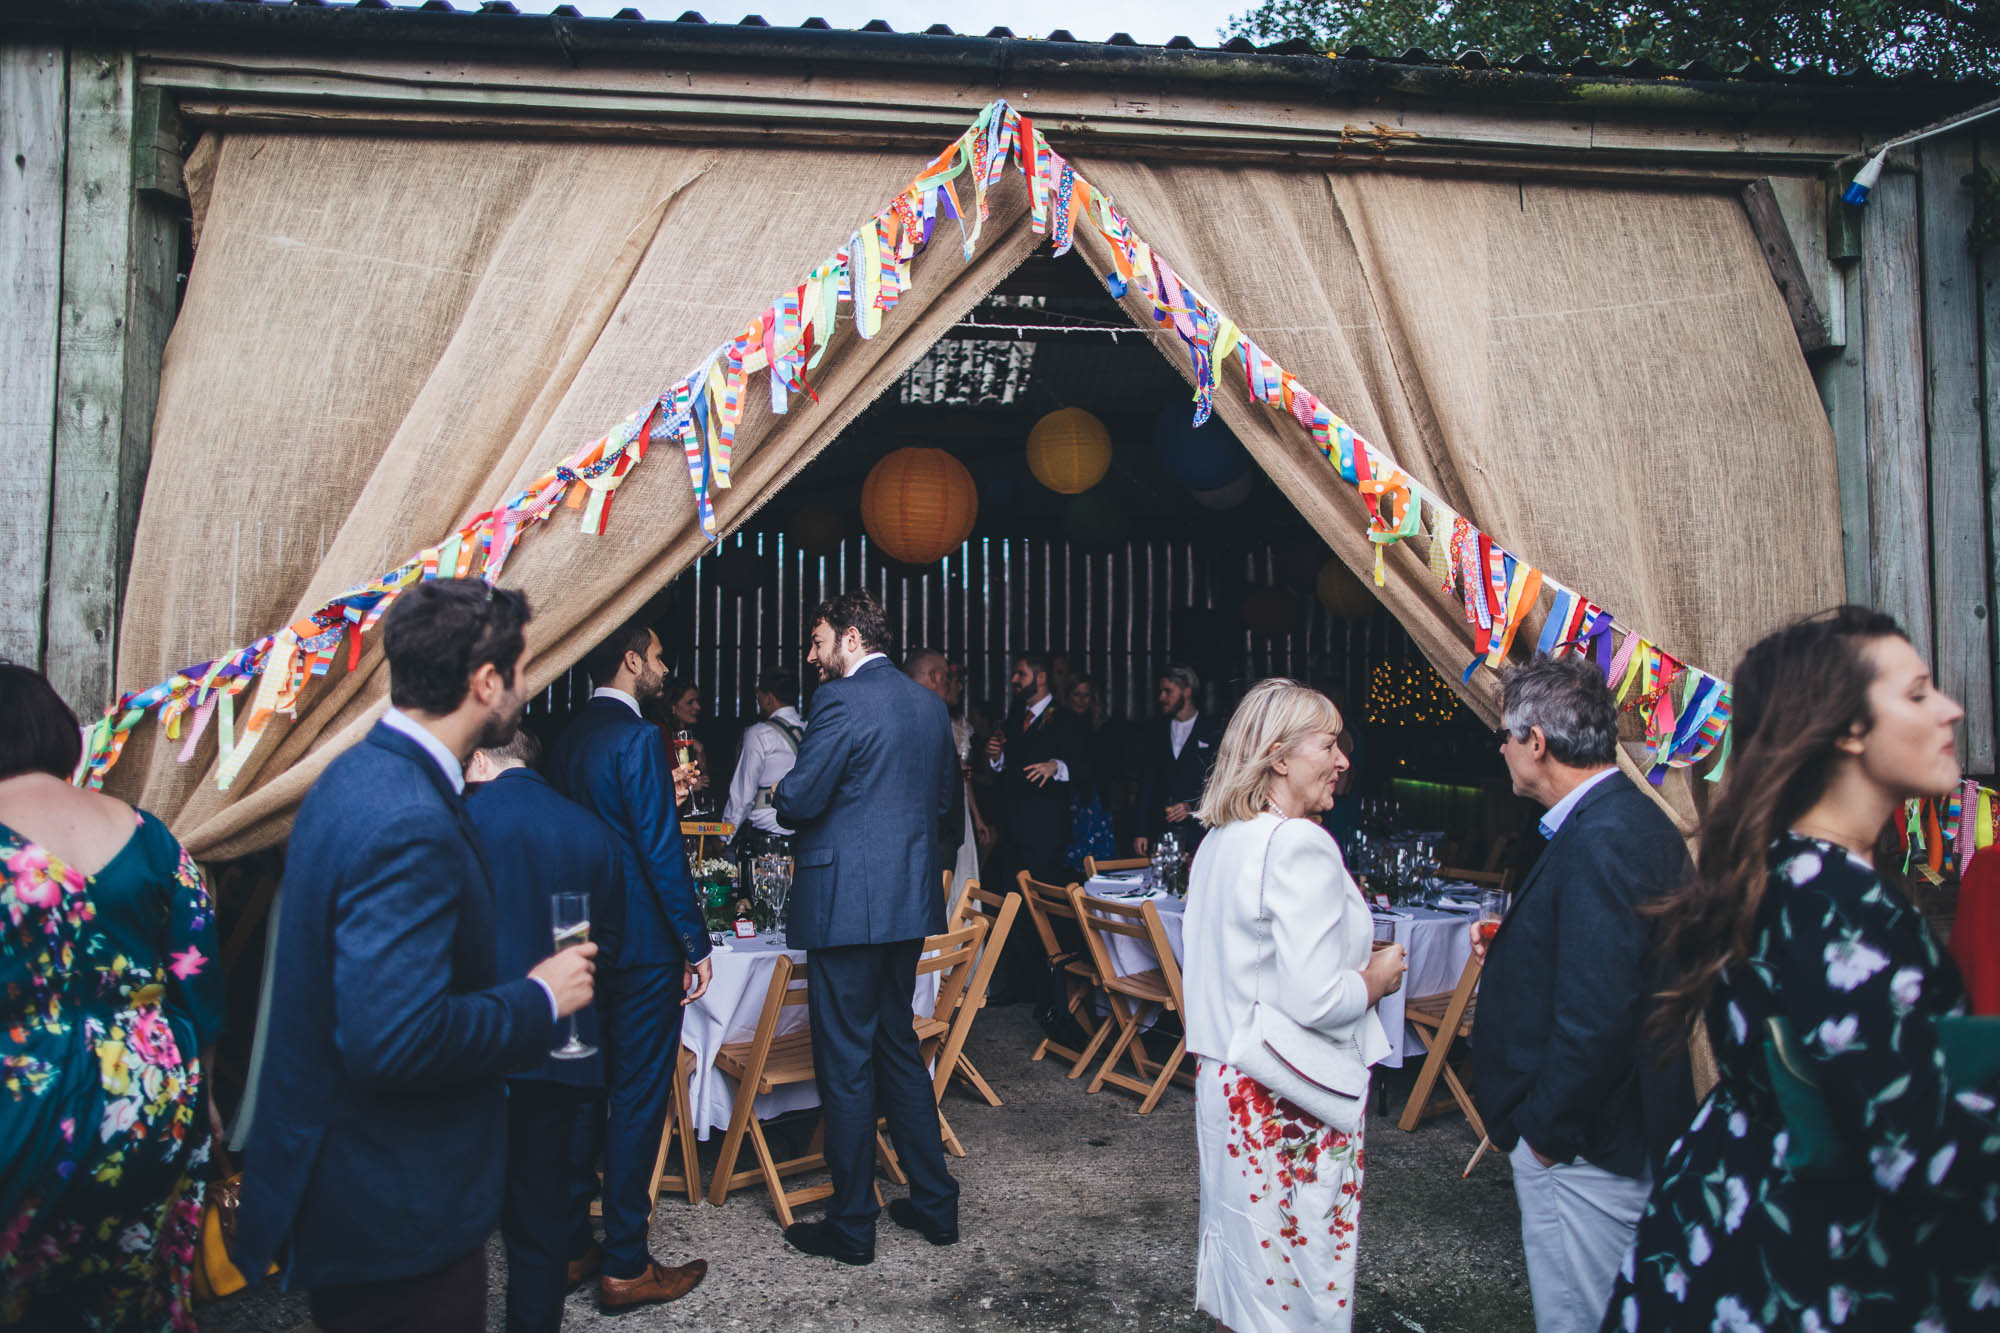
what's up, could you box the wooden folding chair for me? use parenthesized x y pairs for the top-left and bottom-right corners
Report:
(648, 1046), (702, 1207)
(1083, 855), (1149, 879)
(944, 882), (1018, 1107)
(1015, 872), (1113, 1078)
(1067, 887), (1195, 1114)
(1396, 951), (1488, 1140)
(1440, 865), (1515, 895)
(903, 920), (988, 1161)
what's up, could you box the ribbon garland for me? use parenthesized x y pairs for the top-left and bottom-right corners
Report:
(75, 98), (1743, 798)
(1901, 782), (1998, 879)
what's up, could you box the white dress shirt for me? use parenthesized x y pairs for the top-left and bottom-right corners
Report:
(843, 650), (888, 677)
(381, 708), (557, 1020)
(591, 685), (642, 716)
(1536, 767), (1620, 839)
(1169, 711), (1199, 760)
(723, 706), (805, 835)
(987, 693), (1069, 781)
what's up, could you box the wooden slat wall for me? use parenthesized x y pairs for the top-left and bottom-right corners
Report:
(531, 534), (1395, 728)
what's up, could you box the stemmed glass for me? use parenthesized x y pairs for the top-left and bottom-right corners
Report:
(550, 892), (596, 1060)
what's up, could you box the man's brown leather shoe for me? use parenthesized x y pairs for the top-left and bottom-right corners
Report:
(599, 1259), (708, 1314)
(565, 1245), (602, 1291)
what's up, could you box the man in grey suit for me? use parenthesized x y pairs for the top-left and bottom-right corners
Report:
(773, 591), (961, 1265)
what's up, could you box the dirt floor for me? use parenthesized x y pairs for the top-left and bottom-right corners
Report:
(202, 1006), (1534, 1332)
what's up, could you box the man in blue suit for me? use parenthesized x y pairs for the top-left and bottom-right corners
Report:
(466, 727), (631, 1333)
(236, 578), (598, 1333)
(545, 616), (711, 1312)
(773, 590), (961, 1265)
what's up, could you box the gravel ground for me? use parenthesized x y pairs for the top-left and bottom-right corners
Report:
(201, 1006), (1532, 1333)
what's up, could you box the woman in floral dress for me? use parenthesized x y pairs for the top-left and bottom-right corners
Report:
(1, 665), (223, 1330)
(1608, 608), (2000, 1331)
(1182, 680), (1406, 1331)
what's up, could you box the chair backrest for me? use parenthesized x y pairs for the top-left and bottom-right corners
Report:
(1083, 855), (1149, 879)
(1440, 865), (1515, 895)
(927, 892), (1021, 1099)
(1482, 832), (1518, 874)
(1068, 886), (1183, 1006)
(1016, 870), (1085, 960)
(916, 919), (989, 1019)
(735, 953), (811, 1083)
(950, 879), (1003, 931)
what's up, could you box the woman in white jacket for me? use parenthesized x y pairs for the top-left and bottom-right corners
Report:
(1183, 679), (1407, 1332)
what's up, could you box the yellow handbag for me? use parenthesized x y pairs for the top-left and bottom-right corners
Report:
(190, 1147), (272, 1303)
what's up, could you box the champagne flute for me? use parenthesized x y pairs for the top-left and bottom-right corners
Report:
(1477, 888), (1511, 948)
(672, 728), (699, 812)
(550, 892), (596, 1060)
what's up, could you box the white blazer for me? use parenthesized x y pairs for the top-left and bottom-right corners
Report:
(1183, 812), (1392, 1077)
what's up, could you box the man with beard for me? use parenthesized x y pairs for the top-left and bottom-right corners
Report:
(983, 651), (1089, 1001)
(237, 579), (598, 1331)
(772, 592), (960, 1264)
(545, 617), (712, 1314)
(1132, 664), (1222, 858)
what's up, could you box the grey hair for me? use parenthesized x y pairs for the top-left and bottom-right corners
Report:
(1161, 663), (1201, 693)
(1501, 655), (1618, 767)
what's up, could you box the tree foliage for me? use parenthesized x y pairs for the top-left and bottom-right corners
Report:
(1221, 0), (1999, 80)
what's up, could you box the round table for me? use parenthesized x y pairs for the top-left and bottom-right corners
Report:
(679, 932), (939, 1139)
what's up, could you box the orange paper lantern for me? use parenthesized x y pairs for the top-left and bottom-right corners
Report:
(860, 447), (978, 565)
(1026, 408), (1112, 494)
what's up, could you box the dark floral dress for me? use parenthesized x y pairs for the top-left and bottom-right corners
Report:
(1606, 834), (2000, 1332)
(1, 811), (222, 1330)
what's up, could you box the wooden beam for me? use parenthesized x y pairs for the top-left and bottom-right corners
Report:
(1859, 159), (1933, 658)
(1920, 135), (1993, 772)
(1983, 131), (2000, 778)
(0, 43), (66, 671)
(1817, 255), (1871, 606)
(1743, 178), (1832, 353)
(49, 47), (137, 712)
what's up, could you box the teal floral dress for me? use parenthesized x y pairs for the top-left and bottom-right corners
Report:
(1606, 834), (2000, 1331)
(1, 811), (222, 1330)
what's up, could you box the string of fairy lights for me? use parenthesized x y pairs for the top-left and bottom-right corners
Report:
(1365, 658), (1466, 728)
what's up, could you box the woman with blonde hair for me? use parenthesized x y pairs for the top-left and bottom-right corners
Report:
(1183, 679), (1407, 1332)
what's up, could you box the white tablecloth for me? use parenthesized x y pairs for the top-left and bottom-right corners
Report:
(1369, 906), (1477, 1068)
(680, 933), (938, 1139)
(1082, 877), (1476, 1070)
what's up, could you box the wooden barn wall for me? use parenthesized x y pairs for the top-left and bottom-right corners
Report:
(527, 532), (1404, 730)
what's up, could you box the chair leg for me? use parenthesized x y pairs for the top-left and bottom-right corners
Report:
(1086, 1001), (1143, 1095)
(1065, 1017), (1115, 1080)
(953, 1053), (1003, 1107)
(1137, 1037), (1189, 1115)
(875, 1123), (908, 1185)
(937, 1106), (965, 1159)
(747, 1119), (794, 1228)
(1439, 1060), (1488, 1141)
(1397, 1026), (1452, 1132)
(707, 1081), (758, 1205)
(675, 1058), (702, 1204)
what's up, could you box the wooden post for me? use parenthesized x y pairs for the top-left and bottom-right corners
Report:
(0, 44), (67, 670)
(1743, 178), (1832, 354)
(1816, 174), (1871, 605)
(1919, 135), (1993, 772)
(46, 47), (183, 715)
(1983, 131), (2000, 777)
(1859, 159), (1933, 657)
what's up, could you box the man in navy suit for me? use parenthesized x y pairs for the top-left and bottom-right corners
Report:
(466, 728), (631, 1333)
(1470, 655), (1695, 1333)
(236, 578), (598, 1333)
(1132, 663), (1223, 857)
(773, 591), (960, 1265)
(545, 616), (711, 1312)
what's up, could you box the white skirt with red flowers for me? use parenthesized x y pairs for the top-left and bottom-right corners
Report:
(1194, 1058), (1365, 1332)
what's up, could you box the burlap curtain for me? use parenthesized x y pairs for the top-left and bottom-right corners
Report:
(117, 133), (1036, 859)
(117, 129), (1840, 856)
(1067, 161), (1844, 824)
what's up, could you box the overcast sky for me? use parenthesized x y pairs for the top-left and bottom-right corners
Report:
(552, 0), (1241, 45)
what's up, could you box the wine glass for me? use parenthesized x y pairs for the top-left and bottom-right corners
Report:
(769, 855), (793, 930)
(1477, 888), (1511, 948)
(550, 892), (596, 1060)
(672, 728), (700, 814)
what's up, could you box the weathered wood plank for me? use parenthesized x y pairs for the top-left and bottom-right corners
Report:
(1860, 160), (1933, 654)
(1743, 178), (1832, 353)
(1817, 254), (1871, 606)
(47, 47), (138, 715)
(1763, 175), (1835, 342)
(1982, 131), (2000, 778)
(120, 196), (180, 613)
(0, 44), (67, 670)
(1920, 135), (1992, 771)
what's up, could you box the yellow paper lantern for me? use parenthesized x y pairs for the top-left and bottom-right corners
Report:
(1026, 408), (1112, 494)
(860, 447), (978, 565)
(1316, 557), (1377, 621)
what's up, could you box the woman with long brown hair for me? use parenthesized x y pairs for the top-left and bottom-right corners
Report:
(1605, 608), (2000, 1331)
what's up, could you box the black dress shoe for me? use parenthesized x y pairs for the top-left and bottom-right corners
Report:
(783, 1220), (874, 1265)
(887, 1198), (959, 1245)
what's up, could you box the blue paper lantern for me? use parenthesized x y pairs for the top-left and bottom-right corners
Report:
(1152, 404), (1250, 491)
